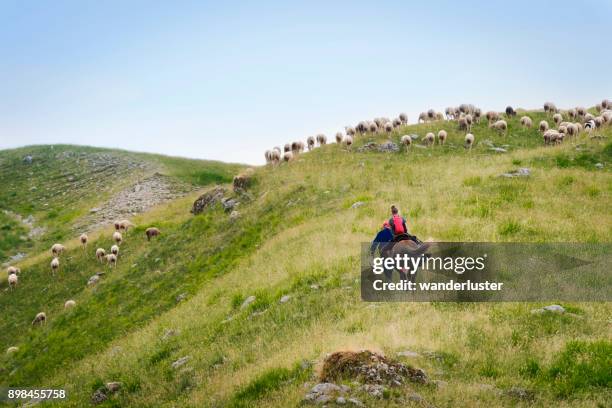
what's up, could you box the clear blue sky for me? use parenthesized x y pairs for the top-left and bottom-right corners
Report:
(1, 0), (611, 164)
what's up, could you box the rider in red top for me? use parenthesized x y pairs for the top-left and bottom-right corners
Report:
(388, 205), (408, 238)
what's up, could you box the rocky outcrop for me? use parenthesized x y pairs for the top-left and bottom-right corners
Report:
(191, 187), (226, 215)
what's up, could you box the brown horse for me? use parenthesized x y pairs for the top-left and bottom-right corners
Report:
(381, 237), (432, 282)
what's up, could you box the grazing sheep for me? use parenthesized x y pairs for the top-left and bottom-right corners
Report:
(543, 129), (559, 145)
(602, 111), (612, 124)
(112, 231), (123, 245)
(424, 132), (435, 146)
(346, 126), (356, 136)
(539, 120), (549, 132)
(306, 136), (315, 151)
(345, 135), (353, 146)
(291, 141), (300, 153)
(602, 99), (610, 109)
(520, 116), (532, 128)
(384, 122), (393, 133)
(493, 120), (508, 133)
(316, 134), (327, 145)
(356, 121), (368, 133)
(64, 300), (76, 309)
(568, 108), (577, 119)
(335, 132), (343, 143)
(7, 266), (20, 276)
(553, 113), (563, 125)
(437, 130), (447, 145)
(32, 312), (46, 325)
(544, 102), (558, 113)
(575, 122), (583, 133)
(368, 122), (378, 133)
(576, 106), (586, 117)
(106, 253), (117, 267)
(283, 151), (294, 162)
(473, 108), (482, 123)
(392, 117), (402, 128)
(400, 135), (412, 148)
(51, 243), (65, 257)
(50, 257), (59, 273)
(435, 112), (444, 121)
(145, 227), (160, 241)
(584, 113), (594, 122)
(270, 149), (281, 163)
(445, 107), (454, 120)
(264, 150), (272, 163)
(485, 111), (500, 123)
(458, 116), (469, 131)
(399, 113), (408, 124)
(505, 106), (516, 117)
(80, 233), (88, 247)
(558, 124), (567, 135)
(8, 273), (18, 289)
(594, 116), (604, 128)
(111, 245), (119, 256)
(118, 220), (135, 233)
(427, 109), (435, 120)
(566, 123), (578, 137)
(418, 112), (427, 123)
(464, 133), (475, 149)
(595, 103), (602, 112)
(283, 143), (291, 153)
(96, 248), (106, 262)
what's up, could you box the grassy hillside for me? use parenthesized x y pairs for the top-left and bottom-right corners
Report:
(1, 114), (611, 407)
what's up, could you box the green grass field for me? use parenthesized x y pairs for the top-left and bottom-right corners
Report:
(1, 112), (610, 407)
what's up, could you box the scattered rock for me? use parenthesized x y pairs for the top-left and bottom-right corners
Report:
(378, 141), (399, 152)
(351, 201), (364, 209)
(504, 386), (534, 400)
(595, 163), (604, 169)
(500, 168), (531, 178)
(320, 350), (428, 386)
(222, 198), (239, 212)
(241, 295), (256, 309)
(90, 208), (101, 214)
(360, 384), (386, 398)
(91, 388), (108, 405)
(176, 293), (187, 302)
(310, 284), (319, 290)
(171, 356), (190, 369)
(23, 155), (33, 164)
(304, 382), (345, 404)
(397, 350), (420, 358)
(229, 210), (240, 220)
(408, 392), (423, 402)
(191, 187), (226, 215)
(280, 295), (292, 303)
(434, 379), (448, 388)
(347, 398), (364, 407)
(336, 396), (346, 404)
(489, 147), (508, 153)
(531, 304), (565, 314)
(87, 275), (100, 286)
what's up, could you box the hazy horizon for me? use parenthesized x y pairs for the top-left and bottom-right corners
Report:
(2, 0), (611, 165)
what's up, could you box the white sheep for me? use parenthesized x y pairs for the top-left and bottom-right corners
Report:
(283, 151), (294, 162)
(437, 130), (447, 145)
(270, 149), (281, 163)
(576, 106), (586, 117)
(64, 300), (76, 309)
(458, 116), (469, 131)
(400, 135), (412, 148)
(384, 122), (393, 133)
(567, 108), (577, 119)
(427, 109), (435, 120)
(51, 243), (65, 257)
(283, 143), (291, 153)
(392, 117), (401, 128)
(106, 253), (117, 267)
(543, 129), (559, 145)
(418, 112), (427, 123)
(145, 227), (161, 241)
(7, 266), (20, 276)
(493, 120), (507, 133)
(316, 134), (327, 145)
(594, 116), (604, 128)
(553, 113), (563, 125)
(544, 102), (558, 113)
(346, 126), (356, 136)
(32, 312), (46, 325)
(264, 150), (272, 163)
(603, 99), (610, 109)
(520, 116), (532, 128)
(8, 273), (18, 289)
(399, 113), (408, 124)
(111, 245), (119, 256)
(539, 120), (549, 132)
(464, 133), (475, 149)
(335, 132), (343, 143)
(80, 233), (88, 247)
(306, 136), (315, 150)
(474, 108), (482, 123)
(96, 248), (106, 262)
(112, 231), (123, 245)
(51, 257), (60, 273)
(584, 113), (594, 122)
(566, 123), (578, 137)
(485, 111), (500, 123)
(424, 132), (435, 146)
(368, 122), (378, 133)
(118, 220), (135, 233)
(345, 135), (353, 146)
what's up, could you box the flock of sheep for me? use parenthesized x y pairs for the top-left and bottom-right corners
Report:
(263, 99), (612, 163)
(5, 220), (161, 340)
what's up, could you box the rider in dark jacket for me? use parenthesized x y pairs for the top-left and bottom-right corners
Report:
(370, 221), (393, 255)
